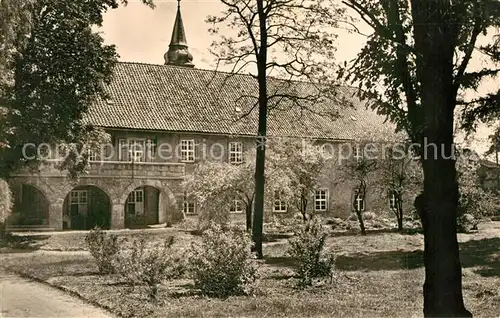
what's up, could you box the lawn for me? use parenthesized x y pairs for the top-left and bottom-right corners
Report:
(1, 222), (499, 318)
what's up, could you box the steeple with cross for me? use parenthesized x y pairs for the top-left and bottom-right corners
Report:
(164, 0), (194, 67)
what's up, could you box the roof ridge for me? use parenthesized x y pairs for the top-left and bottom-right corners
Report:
(115, 61), (359, 91)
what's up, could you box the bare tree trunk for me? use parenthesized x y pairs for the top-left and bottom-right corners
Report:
(245, 203), (252, 231)
(301, 195), (308, 222)
(397, 194), (403, 232)
(355, 210), (366, 235)
(251, 0), (268, 259)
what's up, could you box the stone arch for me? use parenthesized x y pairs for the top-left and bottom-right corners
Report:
(60, 180), (114, 207)
(120, 180), (178, 226)
(10, 183), (50, 226)
(62, 184), (112, 230)
(9, 177), (56, 204)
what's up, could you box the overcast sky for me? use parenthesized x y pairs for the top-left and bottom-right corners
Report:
(98, 0), (499, 157)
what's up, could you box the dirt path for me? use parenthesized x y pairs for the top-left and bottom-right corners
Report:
(0, 270), (112, 318)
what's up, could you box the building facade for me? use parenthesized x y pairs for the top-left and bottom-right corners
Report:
(7, 4), (399, 231)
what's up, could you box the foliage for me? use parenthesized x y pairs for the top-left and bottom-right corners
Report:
(288, 216), (335, 287)
(0, 0), (153, 178)
(457, 151), (498, 219)
(85, 227), (120, 274)
(377, 138), (423, 231)
(267, 138), (326, 221)
(188, 223), (257, 298)
(182, 160), (255, 230)
(0, 179), (13, 237)
(115, 236), (184, 299)
(183, 139), (324, 230)
(336, 137), (381, 235)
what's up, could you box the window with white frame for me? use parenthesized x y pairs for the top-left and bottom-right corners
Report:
(273, 191), (287, 213)
(126, 189), (144, 215)
(180, 140), (195, 162)
(88, 149), (98, 162)
(314, 189), (328, 212)
(389, 191), (397, 210)
(183, 194), (196, 215)
(354, 192), (365, 211)
(146, 138), (156, 161)
(69, 190), (88, 215)
(128, 139), (146, 162)
(229, 199), (243, 214)
(229, 142), (243, 164)
(118, 139), (127, 161)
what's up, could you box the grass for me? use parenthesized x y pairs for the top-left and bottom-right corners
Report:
(1, 221), (499, 317)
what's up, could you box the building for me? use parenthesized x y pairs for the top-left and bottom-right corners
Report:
(6, 3), (395, 231)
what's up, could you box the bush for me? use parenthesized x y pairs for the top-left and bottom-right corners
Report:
(363, 211), (376, 221)
(85, 227), (120, 274)
(457, 213), (478, 233)
(115, 236), (184, 299)
(0, 179), (13, 237)
(288, 216), (335, 287)
(188, 223), (256, 298)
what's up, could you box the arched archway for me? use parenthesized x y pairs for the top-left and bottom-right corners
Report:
(124, 186), (160, 228)
(63, 185), (111, 230)
(12, 184), (50, 226)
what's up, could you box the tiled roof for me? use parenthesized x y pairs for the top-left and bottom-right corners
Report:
(85, 62), (393, 140)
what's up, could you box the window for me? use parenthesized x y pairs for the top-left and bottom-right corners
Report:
(118, 139), (127, 161)
(229, 199), (243, 214)
(69, 190), (88, 215)
(128, 139), (146, 162)
(273, 191), (287, 213)
(389, 191), (397, 210)
(314, 189), (328, 212)
(181, 140), (195, 162)
(146, 138), (156, 161)
(126, 189), (144, 215)
(354, 193), (365, 212)
(229, 142), (243, 164)
(183, 194), (196, 215)
(354, 145), (363, 162)
(88, 149), (98, 162)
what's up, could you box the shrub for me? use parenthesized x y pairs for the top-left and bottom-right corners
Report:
(363, 211), (376, 221)
(457, 213), (478, 233)
(115, 236), (184, 299)
(0, 179), (13, 237)
(188, 223), (256, 298)
(85, 227), (120, 274)
(288, 216), (335, 287)
(347, 213), (358, 221)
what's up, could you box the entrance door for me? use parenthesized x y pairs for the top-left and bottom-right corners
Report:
(70, 190), (88, 230)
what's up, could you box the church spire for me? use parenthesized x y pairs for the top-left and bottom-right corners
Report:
(164, 0), (194, 67)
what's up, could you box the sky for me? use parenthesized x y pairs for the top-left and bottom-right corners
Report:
(98, 0), (499, 158)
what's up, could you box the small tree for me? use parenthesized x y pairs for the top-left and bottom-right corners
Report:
(456, 149), (498, 220)
(338, 140), (379, 235)
(378, 138), (423, 231)
(268, 138), (326, 221)
(182, 160), (255, 231)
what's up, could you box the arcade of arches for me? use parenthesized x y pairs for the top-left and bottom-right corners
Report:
(7, 178), (182, 231)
